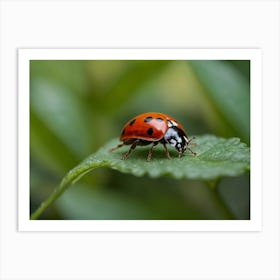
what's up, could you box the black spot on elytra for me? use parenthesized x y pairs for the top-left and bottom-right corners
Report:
(156, 117), (163, 122)
(144, 116), (153, 122)
(147, 127), (153, 136)
(129, 119), (136, 126)
(121, 128), (126, 135)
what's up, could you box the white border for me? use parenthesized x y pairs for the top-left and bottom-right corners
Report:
(18, 48), (262, 232)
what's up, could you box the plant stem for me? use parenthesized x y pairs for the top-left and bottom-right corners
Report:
(30, 178), (70, 220)
(30, 161), (105, 220)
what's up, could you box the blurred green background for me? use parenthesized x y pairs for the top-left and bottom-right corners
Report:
(30, 60), (250, 220)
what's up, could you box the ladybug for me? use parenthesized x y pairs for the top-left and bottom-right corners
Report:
(110, 112), (196, 161)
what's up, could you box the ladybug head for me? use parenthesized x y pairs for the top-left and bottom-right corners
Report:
(163, 126), (190, 157)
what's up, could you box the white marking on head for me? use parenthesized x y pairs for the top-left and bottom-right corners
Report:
(167, 119), (178, 127)
(167, 120), (172, 127)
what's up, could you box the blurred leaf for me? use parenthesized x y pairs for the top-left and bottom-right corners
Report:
(30, 78), (93, 158)
(56, 184), (154, 219)
(55, 182), (232, 220)
(218, 173), (250, 219)
(30, 111), (78, 173)
(87, 60), (127, 96)
(99, 60), (171, 112)
(190, 61), (250, 143)
(31, 135), (250, 219)
(227, 60), (250, 80)
(30, 60), (89, 96)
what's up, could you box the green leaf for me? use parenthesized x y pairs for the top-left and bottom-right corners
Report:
(31, 135), (250, 219)
(96, 135), (249, 179)
(190, 61), (250, 143)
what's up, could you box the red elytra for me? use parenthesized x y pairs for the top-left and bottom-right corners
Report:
(110, 112), (196, 161)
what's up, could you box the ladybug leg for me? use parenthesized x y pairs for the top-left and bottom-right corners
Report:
(108, 143), (125, 152)
(187, 147), (197, 156)
(122, 140), (139, 160)
(146, 142), (157, 161)
(178, 147), (196, 158)
(162, 142), (171, 160)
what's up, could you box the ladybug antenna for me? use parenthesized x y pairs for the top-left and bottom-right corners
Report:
(183, 136), (196, 156)
(188, 136), (195, 143)
(187, 136), (197, 148)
